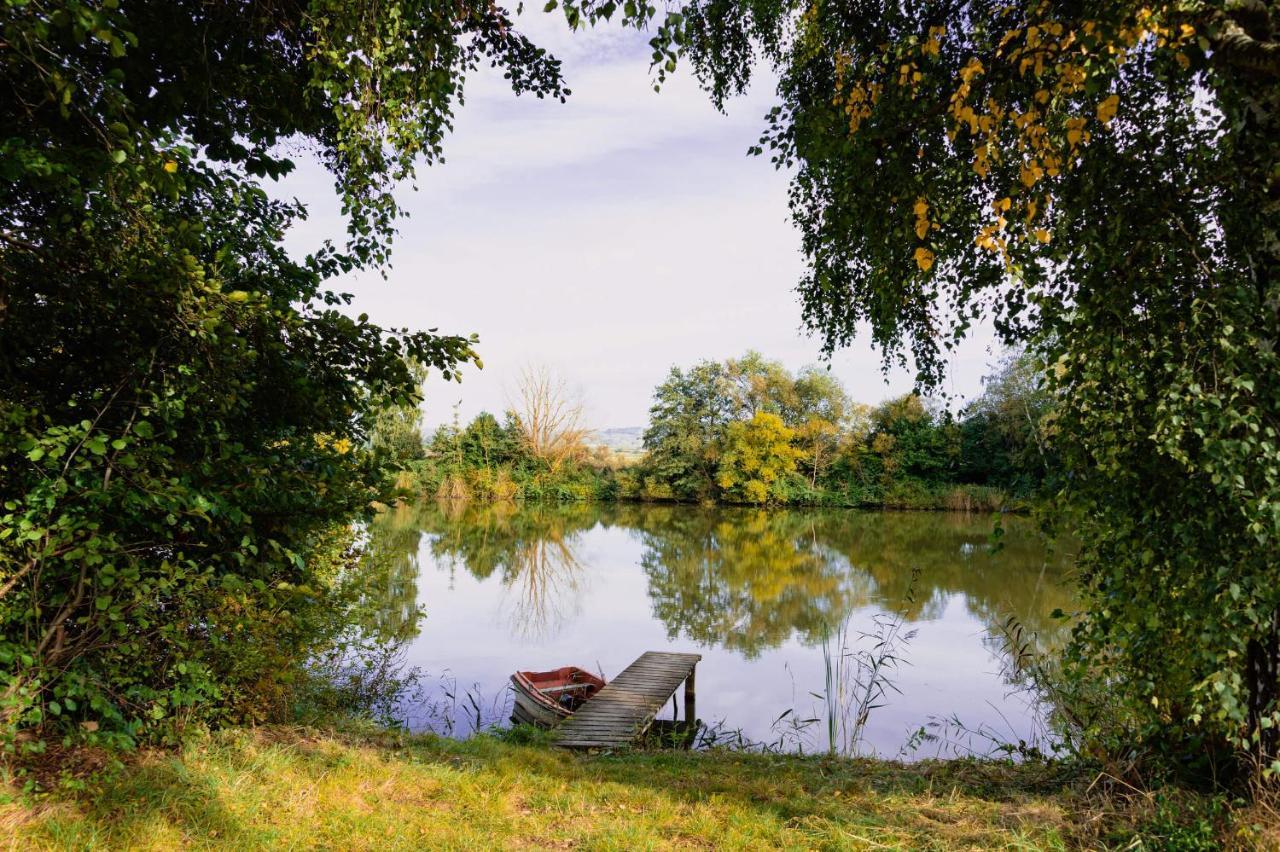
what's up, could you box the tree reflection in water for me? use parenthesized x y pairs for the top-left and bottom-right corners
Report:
(617, 505), (876, 658)
(358, 501), (429, 643)
(420, 501), (594, 640)
(405, 501), (1076, 656)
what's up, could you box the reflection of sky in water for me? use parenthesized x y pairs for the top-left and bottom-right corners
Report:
(392, 507), (1074, 757)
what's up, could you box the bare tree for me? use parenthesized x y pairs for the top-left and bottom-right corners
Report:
(511, 365), (588, 473)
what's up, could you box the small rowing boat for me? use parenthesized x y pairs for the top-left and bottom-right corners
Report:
(510, 666), (606, 728)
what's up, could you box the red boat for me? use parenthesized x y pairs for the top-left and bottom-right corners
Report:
(510, 666), (606, 728)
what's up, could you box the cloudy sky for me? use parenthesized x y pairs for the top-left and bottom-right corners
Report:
(277, 14), (1003, 430)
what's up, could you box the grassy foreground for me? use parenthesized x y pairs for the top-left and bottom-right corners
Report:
(0, 725), (1264, 850)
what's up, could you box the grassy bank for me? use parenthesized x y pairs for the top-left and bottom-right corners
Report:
(2, 725), (1263, 849)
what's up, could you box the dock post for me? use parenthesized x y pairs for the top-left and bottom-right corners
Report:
(683, 662), (696, 728)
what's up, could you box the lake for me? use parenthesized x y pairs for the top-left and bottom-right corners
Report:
(363, 501), (1076, 757)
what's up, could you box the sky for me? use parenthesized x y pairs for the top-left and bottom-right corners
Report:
(276, 13), (1004, 431)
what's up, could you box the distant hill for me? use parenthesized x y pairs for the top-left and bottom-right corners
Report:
(587, 427), (645, 454)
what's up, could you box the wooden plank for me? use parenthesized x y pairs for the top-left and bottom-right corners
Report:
(604, 680), (684, 691)
(567, 714), (648, 723)
(557, 723), (641, 731)
(555, 651), (701, 749)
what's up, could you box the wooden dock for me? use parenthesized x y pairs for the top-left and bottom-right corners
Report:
(554, 651), (701, 749)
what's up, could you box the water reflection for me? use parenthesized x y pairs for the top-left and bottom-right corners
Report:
(369, 501), (1075, 655)
(355, 501), (427, 643)
(624, 507), (875, 657)
(425, 501), (593, 640)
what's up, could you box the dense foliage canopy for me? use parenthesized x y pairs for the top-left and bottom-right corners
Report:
(0, 0), (567, 745)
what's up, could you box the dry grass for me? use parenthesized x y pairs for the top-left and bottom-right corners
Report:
(435, 473), (471, 501)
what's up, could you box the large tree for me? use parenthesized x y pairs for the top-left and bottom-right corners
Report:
(562, 0), (1280, 774)
(1, 0), (566, 743)
(642, 360), (736, 500)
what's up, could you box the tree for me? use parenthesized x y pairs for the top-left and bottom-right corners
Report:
(717, 412), (802, 504)
(724, 351), (797, 420)
(512, 365), (588, 474)
(563, 0), (1280, 773)
(792, 366), (852, 486)
(370, 359), (430, 466)
(0, 0), (568, 744)
(644, 355), (859, 499)
(795, 417), (840, 488)
(866, 395), (955, 485)
(642, 361), (735, 500)
(457, 412), (522, 471)
(960, 350), (1053, 493)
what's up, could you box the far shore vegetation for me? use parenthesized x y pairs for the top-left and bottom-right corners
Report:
(399, 352), (1050, 512)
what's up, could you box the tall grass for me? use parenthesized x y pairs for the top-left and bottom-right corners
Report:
(942, 485), (1009, 513)
(435, 473), (471, 500)
(818, 605), (919, 756)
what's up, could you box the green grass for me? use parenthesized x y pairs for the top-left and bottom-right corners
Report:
(3, 725), (1084, 850)
(5, 725), (1272, 849)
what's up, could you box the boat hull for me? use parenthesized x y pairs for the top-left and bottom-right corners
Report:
(511, 690), (570, 727)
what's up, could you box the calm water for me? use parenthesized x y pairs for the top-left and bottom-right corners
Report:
(364, 501), (1075, 757)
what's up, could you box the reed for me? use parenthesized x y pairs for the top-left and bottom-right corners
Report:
(816, 569), (921, 757)
(434, 473), (471, 501)
(942, 485), (1009, 513)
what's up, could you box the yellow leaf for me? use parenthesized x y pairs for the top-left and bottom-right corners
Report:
(1034, 228), (1051, 243)
(959, 57), (984, 83)
(914, 246), (935, 271)
(915, 220), (930, 239)
(995, 196), (1012, 212)
(163, 161), (178, 173)
(1097, 94), (1119, 124)
(913, 197), (929, 218)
